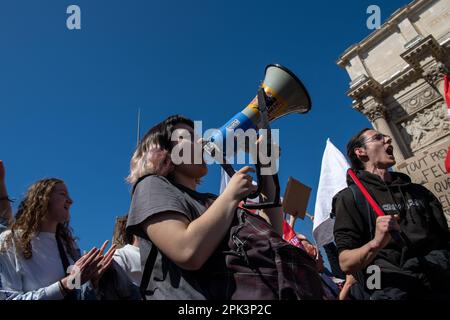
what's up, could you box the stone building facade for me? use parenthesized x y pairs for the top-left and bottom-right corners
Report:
(337, 0), (450, 223)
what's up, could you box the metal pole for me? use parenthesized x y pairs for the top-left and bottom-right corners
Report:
(136, 108), (141, 146)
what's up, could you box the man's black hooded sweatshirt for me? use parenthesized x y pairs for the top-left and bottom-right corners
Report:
(333, 170), (450, 297)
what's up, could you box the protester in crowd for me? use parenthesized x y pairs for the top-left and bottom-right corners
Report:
(0, 178), (116, 300)
(333, 128), (450, 299)
(0, 161), (13, 233)
(112, 214), (142, 286)
(125, 114), (310, 300)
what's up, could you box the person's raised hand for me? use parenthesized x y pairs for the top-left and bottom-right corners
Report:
(372, 214), (401, 250)
(61, 241), (116, 291)
(222, 166), (257, 202)
(90, 240), (117, 288)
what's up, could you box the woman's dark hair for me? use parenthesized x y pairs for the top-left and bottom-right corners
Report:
(346, 128), (371, 170)
(113, 214), (134, 247)
(141, 115), (194, 152)
(127, 115), (194, 184)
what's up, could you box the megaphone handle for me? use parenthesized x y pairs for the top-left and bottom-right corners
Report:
(220, 163), (236, 178)
(243, 87), (281, 209)
(246, 86), (269, 200)
(242, 173), (281, 209)
(247, 162), (263, 200)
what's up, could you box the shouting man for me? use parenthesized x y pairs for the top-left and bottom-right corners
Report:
(333, 128), (450, 299)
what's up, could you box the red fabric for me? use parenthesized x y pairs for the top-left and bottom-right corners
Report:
(283, 220), (296, 241)
(443, 75), (449, 173)
(347, 168), (385, 217)
(445, 75), (450, 118)
(445, 146), (450, 174)
(282, 220), (303, 249)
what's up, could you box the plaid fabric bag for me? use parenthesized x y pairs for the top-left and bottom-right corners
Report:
(199, 208), (324, 300)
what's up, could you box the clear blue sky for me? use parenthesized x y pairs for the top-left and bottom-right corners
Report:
(1, 0), (411, 254)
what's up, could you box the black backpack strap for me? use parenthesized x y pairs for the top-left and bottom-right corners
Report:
(139, 244), (158, 300)
(55, 236), (78, 300)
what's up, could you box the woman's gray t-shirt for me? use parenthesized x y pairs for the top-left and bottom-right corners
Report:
(126, 175), (213, 300)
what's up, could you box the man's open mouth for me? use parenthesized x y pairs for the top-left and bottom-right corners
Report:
(386, 146), (394, 156)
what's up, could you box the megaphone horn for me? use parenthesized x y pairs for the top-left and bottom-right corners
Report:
(205, 64), (311, 155)
(250, 64), (311, 124)
(204, 64), (311, 209)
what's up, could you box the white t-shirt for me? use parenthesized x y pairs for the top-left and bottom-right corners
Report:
(0, 231), (74, 300)
(113, 244), (142, 286)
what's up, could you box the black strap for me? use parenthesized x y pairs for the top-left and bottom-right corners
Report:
(55, 236), (78, 300)
(139, 245), (158, 300)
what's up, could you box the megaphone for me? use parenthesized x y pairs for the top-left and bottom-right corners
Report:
(204, 64), (311, 209)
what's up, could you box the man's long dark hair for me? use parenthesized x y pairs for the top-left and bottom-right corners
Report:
(346, 128), (371, 170)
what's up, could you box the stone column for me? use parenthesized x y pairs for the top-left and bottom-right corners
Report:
(364, 101), (405, 162)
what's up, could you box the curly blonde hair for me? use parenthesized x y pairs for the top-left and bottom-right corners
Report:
(5, 178), (78, 260)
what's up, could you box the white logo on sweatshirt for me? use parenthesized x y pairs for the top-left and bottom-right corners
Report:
(382, 199), (423, 212)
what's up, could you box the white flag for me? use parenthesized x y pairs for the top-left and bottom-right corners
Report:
(219, 167), (260, 203)
(219, 168), (231, 195)
(312, 139), (350, 247)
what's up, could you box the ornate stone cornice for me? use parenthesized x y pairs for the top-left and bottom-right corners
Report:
(437, 31), (450, 48)
(400, 35), (446, 69)
(347, 75), (384, 100)
(352, 100), (365, 114)
(381, 66), (419, 93)
(353, 98), (387, 122)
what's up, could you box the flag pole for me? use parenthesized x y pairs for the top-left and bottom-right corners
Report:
(136, 108), (141, 146)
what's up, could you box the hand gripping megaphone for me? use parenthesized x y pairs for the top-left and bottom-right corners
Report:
(204, 64), (311, 209)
